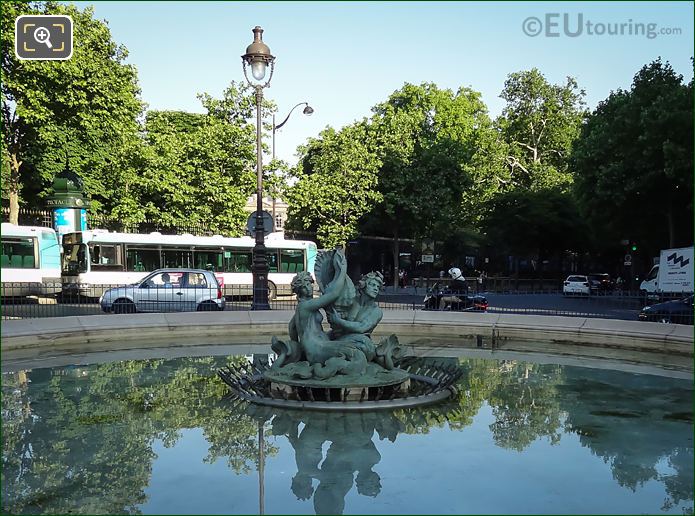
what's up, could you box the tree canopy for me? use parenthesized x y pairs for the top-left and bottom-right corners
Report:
(370, 82), (505, 241)
(286, 121), (382, 248)
(497, 68), (586, 191)
(104, 82), (261, 235)
(2, 1), (690, 277)
(572, 59), (693, 255)
(2, 1), (142, 222)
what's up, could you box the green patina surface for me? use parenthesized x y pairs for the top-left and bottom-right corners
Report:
(265, 249), (406, 385)
(264, 362), (409, 388)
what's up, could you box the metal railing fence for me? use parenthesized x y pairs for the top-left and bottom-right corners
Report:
(1, 282), (691, 324)
(1, 282), (298, 319)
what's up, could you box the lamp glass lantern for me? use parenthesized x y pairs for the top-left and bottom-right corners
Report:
(242, 26), (275, 87)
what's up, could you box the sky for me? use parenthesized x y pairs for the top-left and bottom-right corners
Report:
(73, 1), (694, 165)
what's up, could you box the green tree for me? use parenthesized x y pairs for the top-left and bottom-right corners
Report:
(368, 82), (505, 284)
(286, 121), (383, 248)
(103, 82), (262, 234)
(572, 59), (693, 253)
(1, 1), (142, 221)
(497, 68), (586, 191)
(482, 188), (590, 267)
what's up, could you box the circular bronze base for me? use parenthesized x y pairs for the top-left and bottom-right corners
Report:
(264, 365), (410, 402)
(263, 364), (409, 388)
(218, 357), (462, 411)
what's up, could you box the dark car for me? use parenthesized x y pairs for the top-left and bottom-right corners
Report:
(638, 295), (693, 324)
(588, 273), (614, 294)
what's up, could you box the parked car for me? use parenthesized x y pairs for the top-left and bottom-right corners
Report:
(638, 294), (693, 324)
(100, 269), (225, 314)
(588, 273), (614, 294)
(563, 275), (590, 296)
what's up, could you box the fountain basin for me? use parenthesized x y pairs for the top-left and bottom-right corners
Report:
(2, 311), (692, 371)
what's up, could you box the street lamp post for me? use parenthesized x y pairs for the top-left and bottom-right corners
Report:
(270, 102), (313, 226)
(242, 26), (275, 310)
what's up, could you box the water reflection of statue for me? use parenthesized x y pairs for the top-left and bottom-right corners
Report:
(268, 410), (404, 515)
(270, 249), (403, 381)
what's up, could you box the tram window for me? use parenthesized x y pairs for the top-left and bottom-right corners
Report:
(280, 249), (305, 273)
(90, 245), (121, 267)
(63, 243), (87, 273)
(194, 249), (224, 271)
(224, 249), (252, 273)
(125, 247), (160, 272)
(265, 249), (279, 273)
(41, 231), (58, 244)
(161, 248), (193, 268)
(2, 238), (36, 269)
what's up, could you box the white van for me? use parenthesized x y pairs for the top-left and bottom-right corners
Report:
(640, 246), (693, 298)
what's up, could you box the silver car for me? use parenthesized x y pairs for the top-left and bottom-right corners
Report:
(100, 268), (225, 314)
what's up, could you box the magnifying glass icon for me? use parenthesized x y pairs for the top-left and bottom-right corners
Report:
(33, 26), (53, 49)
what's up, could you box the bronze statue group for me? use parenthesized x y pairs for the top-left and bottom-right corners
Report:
(269, 248), (403, 382)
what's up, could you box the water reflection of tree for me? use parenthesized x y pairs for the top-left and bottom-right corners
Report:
(1, 356), (273, 514)
(2, 363), (154, 514)
(394, 358), (500, 434)
(412, 357), (693, 512)
(557, 368), (693, 512)
(2, 355), (692, 514)
(486, 361), (564, 450)
(411, 358), (564, 450)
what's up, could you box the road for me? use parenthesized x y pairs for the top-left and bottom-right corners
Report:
(379, 290), (643, 321)
(1, 292), (643, 321)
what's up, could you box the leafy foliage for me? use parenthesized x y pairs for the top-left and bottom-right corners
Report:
(286, 121), (382, 248)
(89, 82), (262, 235)
(572, 59), (693, 253)
(2, 0), (688, 275)
(497, 68), (586, 191)
(370, 82), (506, 243)
(482, 188), (590, 260)
(1, 3), (261, 235)
(1, 1), (142, 220)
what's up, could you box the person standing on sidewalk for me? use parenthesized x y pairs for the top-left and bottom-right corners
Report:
(477, 270), (487, 293)
(398, 269), (408, 289)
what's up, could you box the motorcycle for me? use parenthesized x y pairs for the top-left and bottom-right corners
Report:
(422, 282), (488, 312)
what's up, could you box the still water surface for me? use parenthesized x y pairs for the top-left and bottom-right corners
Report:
(2, 353), (692, 514)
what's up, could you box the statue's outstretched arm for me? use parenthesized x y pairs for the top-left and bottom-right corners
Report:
(302, 249), (347, 312)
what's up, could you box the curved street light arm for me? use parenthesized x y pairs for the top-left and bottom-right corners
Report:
(274, 102), (310, 131)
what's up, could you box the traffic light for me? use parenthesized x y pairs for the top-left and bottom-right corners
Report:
(631, 243), (638, 252)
